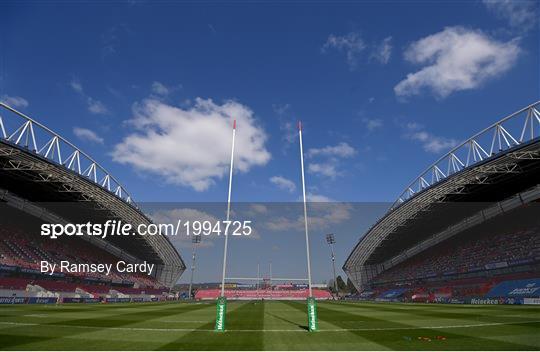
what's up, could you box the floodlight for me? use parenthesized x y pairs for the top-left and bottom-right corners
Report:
(326, 233), (338, 299)
(326, 233), (335, 244)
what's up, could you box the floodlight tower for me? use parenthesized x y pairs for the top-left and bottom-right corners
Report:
(188, 235), (201, 299)
(269, 261), (273, 286)
(326, 233), (338, 299)
(256, 262), (260, 293)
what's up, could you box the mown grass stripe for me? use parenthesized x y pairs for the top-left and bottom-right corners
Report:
(156, 300), (266, 350)
(2, 319), (540, 332)
(284, 301), (537, 350)
(0, 302), (213, 350)
(1, 301), (539, 350)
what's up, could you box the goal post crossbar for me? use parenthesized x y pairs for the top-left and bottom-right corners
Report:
(224, 277), (309, 282)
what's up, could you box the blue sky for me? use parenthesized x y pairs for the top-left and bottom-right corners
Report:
(2, 0), (539, 283)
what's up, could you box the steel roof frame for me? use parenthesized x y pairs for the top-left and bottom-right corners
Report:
(343, 101), (540, 291)
(393, 101), (540, 208)
(0, 102), (186, 287)
(0, 103), (134, 205)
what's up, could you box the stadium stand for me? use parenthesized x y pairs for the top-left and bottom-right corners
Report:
(344, 102), (540, 306)
(195, 288), (332, 300)
(0, 103), (185, 305)
(0, 225), (163, 287)
(0, 219), (172, 302)
(372, 228), (539, 285)
(0, 277), (28, 290)
(346, 202), (540, 303)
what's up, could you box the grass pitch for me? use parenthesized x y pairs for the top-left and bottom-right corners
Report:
(1, 300), (539, 350)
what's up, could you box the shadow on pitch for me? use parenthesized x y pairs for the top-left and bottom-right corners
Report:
(264, 311), (308, 331)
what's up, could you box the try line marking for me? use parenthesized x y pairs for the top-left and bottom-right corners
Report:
(0, 320), (539, 333)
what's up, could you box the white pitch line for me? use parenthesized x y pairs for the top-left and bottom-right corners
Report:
(159, 320), (212, 323)
(0, 320), (539, 333)
(23, 314), (48, 318)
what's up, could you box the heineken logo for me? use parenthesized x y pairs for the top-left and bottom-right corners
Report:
(307, 298), (318, 332)
(216, 305), (224, 329)
(309, 305), (316, 329)
(215, 298), (227, 332)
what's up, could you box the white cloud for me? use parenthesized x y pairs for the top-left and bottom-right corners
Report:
(101, 25), (120, 59)
(483, 0), (538, 31)
(264, 201), (351, 233)
(101, 24), (132, 60)
(272, 103), (296, 151)
(151, 81), (170, 96)
(70, 79), (109, 115)
(272, 103), (290, 116)
(270, 176), (296, 193)
(73, 127), (104, 144)
(1, 95), (29, 108)
(411, 132), (458, 154)
(152, 208), (219, 226)
(306, 193), (333, 202)
(307, 142), (357, 158)
(150, 81), (182, 97)
(322, 32), (366, 69)
(112, 98), (271, 191)
(371, 36), (392, 64)
(394, 26), (520, 98)
(404, 122), (459, 154)
(362, 118), (383, 131)
(248, 204), (268, 214)
(87, 99), (108, 114)
(280, 120), (296, 146)
(306, 142), (357, 179)
(308, 162), (339, 178)
(70, 80), (83, 93)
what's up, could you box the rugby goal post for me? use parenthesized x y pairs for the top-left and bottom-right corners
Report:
(214, 120), (318, 332)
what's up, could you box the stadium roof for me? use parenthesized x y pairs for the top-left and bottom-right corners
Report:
(344, 101), (540, 289)
(0, 102), (185, 287)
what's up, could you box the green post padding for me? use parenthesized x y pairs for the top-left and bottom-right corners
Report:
(214, 296), (227, 332)
(307, 296), (318, 332)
